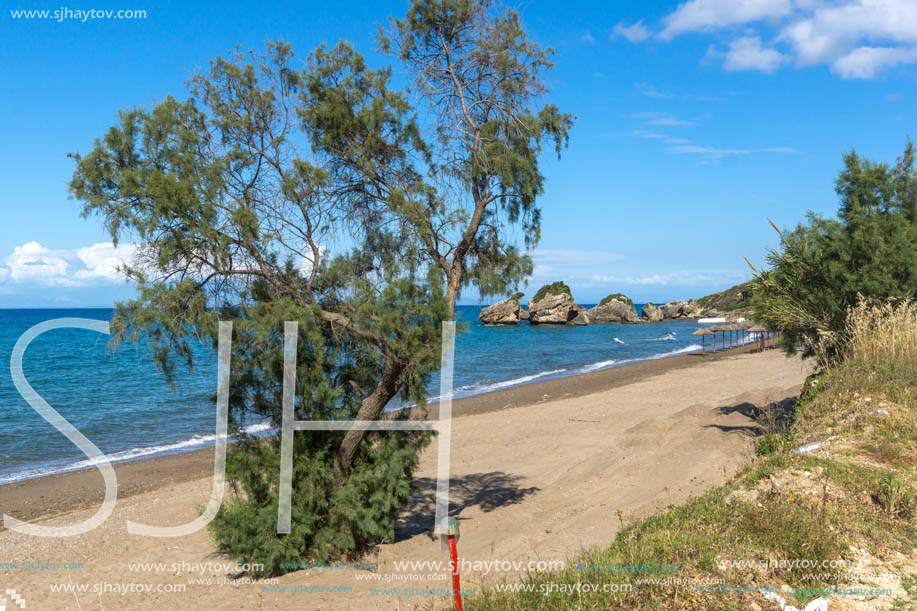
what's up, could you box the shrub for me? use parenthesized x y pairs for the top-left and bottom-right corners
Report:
(876, 472), (916, 519)
(598, 293), (633, 307)
(212, 425), (430, 577)
(755, 434), (780, 456)
(532, 281), (572, 302)
(751, 142), (917, 367)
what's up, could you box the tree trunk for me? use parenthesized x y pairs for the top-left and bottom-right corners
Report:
(334, 264), (462, 480)
(445, 262), (463, 313)
(333, 358), (408, 480)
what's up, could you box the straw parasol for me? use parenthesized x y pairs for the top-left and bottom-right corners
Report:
(725, 323), (742, 347)
(708, 325), (727, 351)
(737, 321), (751, 343)
(692, 327), (714, 352)
(748, 324), (767, 350)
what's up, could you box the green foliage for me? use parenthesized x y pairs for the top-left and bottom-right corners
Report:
(69, 0), (571, 574)
(213, 425), (428, 577)
(69, 40), (448, 571)
(598, 292), (633, 307)
(752, 141), (917, 366)
(877, 472), (915, 518)
(696, 281), (754, 312)
(532, 281), (572, 302)
(755, 434), (780, 456)
(380, 0), (573, 305)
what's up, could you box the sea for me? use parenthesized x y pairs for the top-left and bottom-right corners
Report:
(0, 306), (734, 485)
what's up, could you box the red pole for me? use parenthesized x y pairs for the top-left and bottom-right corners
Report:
(449, 534), (462, 611)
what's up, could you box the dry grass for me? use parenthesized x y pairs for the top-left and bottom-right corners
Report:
(793, 299), (917, 439)
(844, 299), (917, 370)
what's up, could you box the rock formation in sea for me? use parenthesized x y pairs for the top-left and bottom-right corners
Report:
(527, 282), (580, 324)
(587, 293), (639, 323)
(480, 281), (754, 327)
(640, 302), (664, 322)
(478, 295), (523, 324)
(659, 299), (707, 320)
(568, 305), (591, 325)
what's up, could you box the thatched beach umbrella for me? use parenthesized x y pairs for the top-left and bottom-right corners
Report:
(737, 321), (752, 345)
(708, 325), (726, 351)
(725, 323), (742, 347)
(748, 324), (767, 351)
(736, 322), (747, 345)
(692, 327), (714, 352)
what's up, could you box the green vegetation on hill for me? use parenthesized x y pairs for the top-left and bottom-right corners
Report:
(598, 292), (633, 307)
(696, 281), (754, 313)
(532, 281), (572, 302)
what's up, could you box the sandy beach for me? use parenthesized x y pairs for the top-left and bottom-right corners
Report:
(0, 344), (812, 610)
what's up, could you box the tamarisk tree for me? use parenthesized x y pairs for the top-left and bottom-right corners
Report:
(380, 0), (573, 310)
(70, 0), (570, 572)
(306, 0), (573, 474)
(752, 141), (917, 366)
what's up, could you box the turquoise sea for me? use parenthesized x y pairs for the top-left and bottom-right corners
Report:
(0, 306), (729, 484)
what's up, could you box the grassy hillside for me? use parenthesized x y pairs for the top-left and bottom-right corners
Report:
(696, 281), (754, 313)
(468, 300), (917, 610)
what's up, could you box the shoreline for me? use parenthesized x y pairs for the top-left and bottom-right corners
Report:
(0, 339), (771, 527)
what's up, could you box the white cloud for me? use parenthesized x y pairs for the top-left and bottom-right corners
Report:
(660, 0), (793, 39)
(633, 130), (694, 145)
(781, 0), (917, 65)
(636, 82), (672, 98)
(635, 82), (726, 102)
(589, 270), (748, 287)
(718, 36), (788, 73)
(648, 0), (917, 78)
(631, 111), (695, 127)
(830, 45), (917, 78)
(295, 245), (327, 278)
(74, 243), (138, 282)
(633, 130), (798, 157)
(525, 249), (747, 293)
(528, 250), (624, 285)
(0, 241), (136, 287)
(530, 249), (624, 268)
(674, 144), (751, 157)
(580, 31), (596, 44)
(613, 20), (651, 43)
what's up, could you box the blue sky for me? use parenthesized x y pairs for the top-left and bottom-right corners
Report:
(1, 0), (915, 307)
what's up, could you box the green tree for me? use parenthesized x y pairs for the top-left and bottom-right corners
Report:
(70, 43), (444, 573)
(70, 0), (570, 573)
(752, 141), (917, 366)
(378, 0), (574, 309)
(272, 0), (573, 481)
